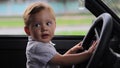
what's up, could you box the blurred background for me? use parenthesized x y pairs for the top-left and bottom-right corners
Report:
(0, 0), (95, 35)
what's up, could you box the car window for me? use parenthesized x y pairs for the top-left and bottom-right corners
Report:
(101, 0), (120, 18)
(0, 0), (95, 35)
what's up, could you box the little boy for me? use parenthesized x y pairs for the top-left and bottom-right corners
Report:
(23, 2), (97, 68)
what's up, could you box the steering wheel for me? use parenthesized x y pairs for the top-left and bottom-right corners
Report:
(81, 13), (113, 68)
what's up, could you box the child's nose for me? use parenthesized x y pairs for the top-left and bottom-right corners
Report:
(41, 25), (47, 32)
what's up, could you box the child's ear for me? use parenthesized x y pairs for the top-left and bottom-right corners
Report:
(24, 26), (30, 36)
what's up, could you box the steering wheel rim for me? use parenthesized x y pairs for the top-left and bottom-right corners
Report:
(81, 13), (113, 68)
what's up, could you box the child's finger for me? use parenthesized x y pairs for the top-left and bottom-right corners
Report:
(77, 42), (84, 50)
(78, 41), (83, 46)
(91, 41), (97, 48)
(88, 41), (98, 53)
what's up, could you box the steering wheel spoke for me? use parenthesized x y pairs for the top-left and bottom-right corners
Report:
(94, 28), (100, 40)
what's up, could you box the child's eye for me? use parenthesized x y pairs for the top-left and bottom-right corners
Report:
(46, 21), (52, 26)
(34, 23), (40, 28)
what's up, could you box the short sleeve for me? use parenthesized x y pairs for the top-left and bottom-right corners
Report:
(30, 42), (57, 65)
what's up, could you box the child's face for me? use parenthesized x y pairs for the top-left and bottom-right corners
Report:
(28, 9), (56, 43)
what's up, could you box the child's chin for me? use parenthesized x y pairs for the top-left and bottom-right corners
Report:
(41, 39), (50, 43)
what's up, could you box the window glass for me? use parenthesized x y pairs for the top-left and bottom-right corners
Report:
(0, 0), (95, 35)
(101, 0), (120, 18)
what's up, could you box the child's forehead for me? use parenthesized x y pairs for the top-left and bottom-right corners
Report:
(28, 12), (54, 25)
(31, 9), (54, 20)
(36, 9), (50, 15)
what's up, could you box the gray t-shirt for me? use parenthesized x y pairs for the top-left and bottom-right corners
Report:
(26, 36), (59, 68)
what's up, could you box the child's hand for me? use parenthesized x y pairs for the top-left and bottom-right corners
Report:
(87, 41), (98, 55)
(69, 42), (84, 54)
(65, 42), (83, 54)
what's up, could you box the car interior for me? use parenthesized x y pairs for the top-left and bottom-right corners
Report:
(0, 0), (120, 68)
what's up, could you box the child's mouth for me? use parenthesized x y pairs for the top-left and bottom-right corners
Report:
(41, 34), (49, 39)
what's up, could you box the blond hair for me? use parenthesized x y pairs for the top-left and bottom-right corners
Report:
(23, 2), (56, 26)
